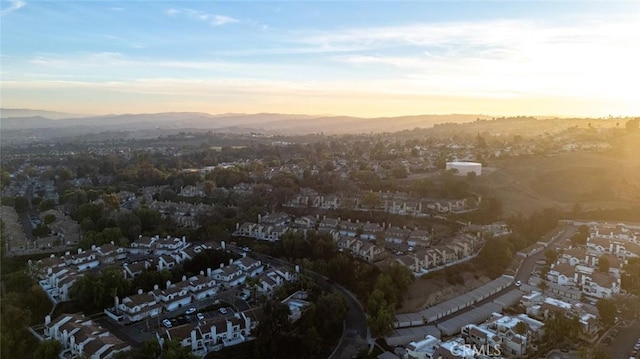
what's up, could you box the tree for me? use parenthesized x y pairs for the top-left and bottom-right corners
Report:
(625, 118), (639, 132)
(162, 339), (197, 359)
(545, 249), (558, 264)
(32, 224), (51, 238)
(596, 298), (616, 327)
(543, 310), (582, 346)
(514, 321), (528, 335)
(477, 236), (514, 278)
(13, 196), (29, 213)
(33, 340), (63, 359)
(253, 300), (291, 358)
(44, 213), (56, 225)
(598, 256), (610, 273)
(39, 199), (57, 212)
(360, 192), (381, 210)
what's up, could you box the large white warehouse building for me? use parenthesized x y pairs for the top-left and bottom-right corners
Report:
(446, 161), (482, 176)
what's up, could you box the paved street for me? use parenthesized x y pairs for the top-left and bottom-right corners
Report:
(609, 320), (640, 359)
(515, 224), (577, 284)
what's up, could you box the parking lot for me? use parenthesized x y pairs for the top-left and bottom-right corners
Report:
(160, 305), (235, 329)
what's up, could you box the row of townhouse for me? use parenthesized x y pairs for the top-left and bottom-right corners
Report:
(587, 222), (640, 242)
(43, 313), (131, 359)
(33, 235), (218, 305)
(109, 255), (294, 324)
(31, 243), (131, 303)
(149, 200), (214, 228)
(130, 234), (191, 255)
(157, 310), (257, 357)
(284, 191), (471, 216)
(109, 273), (220, 323)
(521, 292), (599, 338)
(395, 234), (482, 274)
(318, 217), (432, 245)
(233, 212), (292, 241)
(461, 313), (545, 357)
(284, 191), (341, 209)
(336, 236), (385, 262)
(158, 291), (307, 357)
(546, 244), (623, 299)
(587, 225), (640, 260)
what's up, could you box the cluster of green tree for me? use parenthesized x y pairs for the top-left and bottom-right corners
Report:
(454, 197), (503, 224)
(70, 266), (134, 313)
(2, 195), (30, 213)
(71, 202), (165, 248)
(252, 292), (348, 359)
(506, 208), (561, 251)
(595, 298), (617, 327)
(32, 223), (51, 237)
(204, 167), (250, 188)
(182, 248), (239, 275)
(474, 235), (515, 279)
(542, 310), (583, 348)
(1, 261), (53, 359)
(367, 264), (413, 336)
(253, 231), (413, 338)
(621, 257), (640, 295)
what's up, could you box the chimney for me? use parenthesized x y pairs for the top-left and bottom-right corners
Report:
(166, 280), (171, 288)
(207, 268), (212, 277)
(200, 270), (205, 276)
(221, 241), (225, 250)
(138, 289), (143, 294)
(182, 275), (187, 281)
(258, 214), (262, 223)
(154, 284), (159, 291)
(45, 315), (51, 326)
(236, 223), (239, 230)
(77, 248), (82, 254)
(295, 265), (300, 273)
(91, 245), (96, 250)
(220, 263), (224, 268)
(229, 258), (233, 265)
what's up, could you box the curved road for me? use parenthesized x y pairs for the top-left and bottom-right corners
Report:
(236, 247), (369, 359)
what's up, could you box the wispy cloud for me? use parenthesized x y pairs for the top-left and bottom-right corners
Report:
(165, 8), (239, 27)
(1, 0), (25, 16)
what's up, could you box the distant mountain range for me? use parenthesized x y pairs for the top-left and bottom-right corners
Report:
(0, 108), (492, 135)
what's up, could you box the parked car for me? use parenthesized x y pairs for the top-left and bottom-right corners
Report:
(219, 307), (228, 314)
(162, 319), (172, 328)
(185, 307), (196, 315)
(515, 280), (522, 287)
(197, 313), (205, 321)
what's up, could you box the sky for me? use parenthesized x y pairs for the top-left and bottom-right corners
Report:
(1, 1), (639, 118)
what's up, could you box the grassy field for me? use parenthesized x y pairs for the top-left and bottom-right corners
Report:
(475, 132), (640, 216)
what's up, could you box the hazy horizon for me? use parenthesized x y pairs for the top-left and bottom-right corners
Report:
(2, 1), (639, 118)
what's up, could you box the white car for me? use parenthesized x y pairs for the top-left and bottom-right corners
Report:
(196, 313), (205, 321)
(162, 319), (172, 328)
(515, 280), (522, 287)
(185, 307), (196, 315)
(219, 307), (228, 314)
